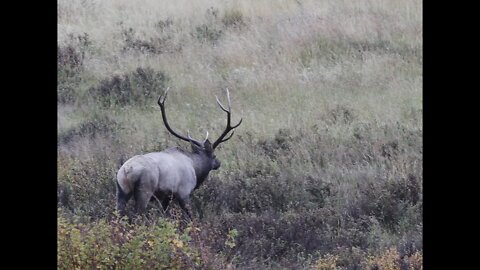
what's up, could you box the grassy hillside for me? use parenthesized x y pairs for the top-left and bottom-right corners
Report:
(58, 0), (422, 268)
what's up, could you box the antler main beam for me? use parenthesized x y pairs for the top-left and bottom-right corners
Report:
(212, 88), (242, 149)
(158, 88), (203, 147)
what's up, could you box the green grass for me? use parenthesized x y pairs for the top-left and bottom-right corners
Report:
(58, 0), (422, 268)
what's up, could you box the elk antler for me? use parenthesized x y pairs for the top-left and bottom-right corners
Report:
(158, 88), (204, 147)
(212, 88), (243, 149)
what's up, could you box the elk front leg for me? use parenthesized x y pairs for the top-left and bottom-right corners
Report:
(161, 194), (173, 214)
(177, 196), (192, 220)
(153, 191), (173, 215)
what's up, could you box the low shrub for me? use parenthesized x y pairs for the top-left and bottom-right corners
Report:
(57, 216), (207, 269)
(222, 9), (246, 29)
(58, 33), (92, 104)
(58, 113), (120, 146)
(349, 174), (422, 232)
(58, 158), (117, 219)
(312, 247), (423, 270)
(58, 122), (422, 268)
(121, 26), (178, 54)
(88, 67), (169, 107)
(194, 24), (223, 44)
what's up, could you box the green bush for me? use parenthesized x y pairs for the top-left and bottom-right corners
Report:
(195, 24), (223, 44)
(313, 247), (423, 270)
(58, 157), (117, 219)
(58, 33), (91, 104)
(222, 9), (246, 29)
(88, 67), (169, 107)
(121, 26), (178, 54)
(58, 113), (120, 147)
(58, 216), (207, 269)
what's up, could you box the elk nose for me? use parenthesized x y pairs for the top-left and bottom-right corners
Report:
(213, 160), (221, 170)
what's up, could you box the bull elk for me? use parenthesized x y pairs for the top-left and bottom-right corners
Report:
(116, 88), (242, 218)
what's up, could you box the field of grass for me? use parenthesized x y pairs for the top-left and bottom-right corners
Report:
(57, 0), (422, 269)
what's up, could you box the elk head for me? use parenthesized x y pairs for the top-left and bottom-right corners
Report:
(157, 87), (242, 171)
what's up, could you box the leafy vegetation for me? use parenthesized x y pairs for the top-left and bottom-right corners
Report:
(87, 67), (169, 107)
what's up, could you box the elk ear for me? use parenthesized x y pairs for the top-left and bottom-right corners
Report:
(204, 139), (213, 152)
(190, 142), (202, 153)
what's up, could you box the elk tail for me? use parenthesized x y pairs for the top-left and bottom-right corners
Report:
(117, 165), (131, 194)
(116, 180), (128, 198)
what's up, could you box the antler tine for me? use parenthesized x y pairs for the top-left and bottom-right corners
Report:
(232, 117), (242, 129)
(158, 87), (170, 105)
(204, 131), (209, 142)
(215, 96), (229, 113)
(215, 88), (232, 112)
(190, 130), (210, 144)
(220, 130), (235, 143)
(187, 130), (193, 141)
(212, 88), (242, 149)
(226, 87), (231, 110)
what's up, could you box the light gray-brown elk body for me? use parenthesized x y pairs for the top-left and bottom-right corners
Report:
(116, 88), (241, 218)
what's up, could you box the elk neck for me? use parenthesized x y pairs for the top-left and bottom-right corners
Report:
(189, 152), (212, 188)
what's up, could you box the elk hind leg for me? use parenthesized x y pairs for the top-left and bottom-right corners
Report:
(134, 187), (153, 215)
(116, 181), (132, 216)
